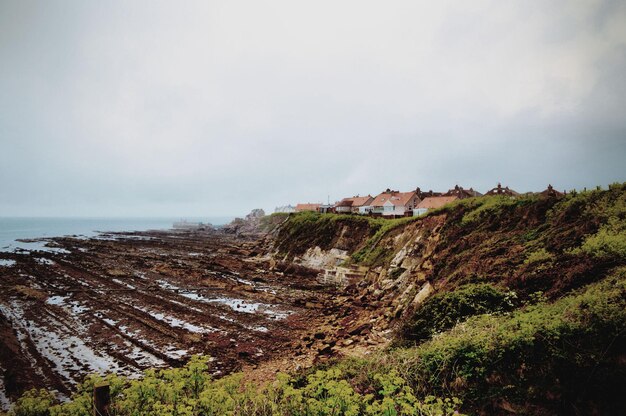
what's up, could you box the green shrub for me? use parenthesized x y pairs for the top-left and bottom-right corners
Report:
(351, 216), (418, 266)
(579, 218), (626, 259)
(523, 248), (555, 265)
(11, 390), (54, 416)
(9, 357), (463, 416)
(397, 283), (516, 344)
(388, 268), (626, 413)
(460, 196), (531, 225)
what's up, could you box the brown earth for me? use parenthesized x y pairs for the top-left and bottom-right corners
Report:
(0, 229), (379, 404)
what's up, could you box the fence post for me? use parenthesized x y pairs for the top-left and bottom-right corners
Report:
(93, 382), (110, 416)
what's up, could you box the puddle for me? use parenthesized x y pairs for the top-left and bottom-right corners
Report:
(134, 306), (217, 334)
(46, 295), (68, 306)
(156, 279), (290, 319)
(0, 302), (121, 386)
(101, 317), (192, 361)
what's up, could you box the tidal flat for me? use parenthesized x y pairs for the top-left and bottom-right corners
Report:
(0, 229), (348, 406)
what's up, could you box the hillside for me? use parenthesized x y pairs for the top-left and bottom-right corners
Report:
(5, 184), (626, 415)
(268, 183), (626, 414)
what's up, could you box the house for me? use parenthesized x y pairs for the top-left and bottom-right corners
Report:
(370, 189), (421, 217)
(274, 205), (296, 213)
(318, 204), (335, 214)
(485, 183), (519, 196)
(295, 203), (321, 212)
(335, 198), (355, 214)
(351, 195), (374, 214)
(442, 185), (482, 199)
(413, 196), (459, 216)
(415, 187), (442, 200)
(539, 184), (565, 198)
(335, 195), (374, 214)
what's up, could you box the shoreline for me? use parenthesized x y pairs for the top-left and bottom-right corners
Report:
(0, 228), (353, 408)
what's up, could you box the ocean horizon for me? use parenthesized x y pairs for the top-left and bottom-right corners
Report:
(0, 216), (235, 252)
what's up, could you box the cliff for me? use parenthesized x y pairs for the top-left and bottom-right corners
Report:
(273, 184), (625, 310)
(267, 183), (626, 414)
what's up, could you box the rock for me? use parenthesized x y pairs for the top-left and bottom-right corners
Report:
(348, 323), (372, 336)
(318, 342), (335, 355)
(222, 209), (267, 235)
(411, 282), (433, 307)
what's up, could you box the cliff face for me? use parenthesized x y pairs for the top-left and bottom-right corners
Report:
(271, 184), (625, 328)
(268, 185), (626, 414)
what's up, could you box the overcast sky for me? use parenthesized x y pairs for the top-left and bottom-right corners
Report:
(1, 0), (625, 217)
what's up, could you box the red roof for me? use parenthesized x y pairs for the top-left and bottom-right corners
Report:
(485, 183), (519, 196)
(337, 195), (373, 208)
(351, 195), (373, 207)
(443, 185), (482, 199)
(539, 184), (564, 198)
(371, 191), (418, 207)
(295, 203), (321, 212)
(416, 196), (458, 209)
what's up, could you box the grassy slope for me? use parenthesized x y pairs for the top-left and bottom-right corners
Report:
(264, 184), (626, 414)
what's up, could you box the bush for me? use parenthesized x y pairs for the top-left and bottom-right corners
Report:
(351, 216), (418, 266)
(397, 283), (516, 344)
(460, 196), (534, 226)
(523, 248), (555, 266)
(387, 268), (626, 413)
(8, 357), (463, 416)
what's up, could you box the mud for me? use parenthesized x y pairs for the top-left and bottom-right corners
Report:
(0, 229), (356, 406)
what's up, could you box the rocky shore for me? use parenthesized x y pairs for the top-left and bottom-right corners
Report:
(0, 225), (381, 406)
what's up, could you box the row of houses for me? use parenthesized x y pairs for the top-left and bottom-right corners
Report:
(276, 184), (564, 218)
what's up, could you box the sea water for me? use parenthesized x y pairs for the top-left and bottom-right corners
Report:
(0, 217), (234, 252)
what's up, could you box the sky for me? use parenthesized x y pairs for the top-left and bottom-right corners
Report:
(1, 0), (625, 217)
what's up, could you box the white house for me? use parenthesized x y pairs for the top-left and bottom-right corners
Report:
(274, 205), (296, 213)
(370, 190), (420, 217)
(335, 195), (374, 214)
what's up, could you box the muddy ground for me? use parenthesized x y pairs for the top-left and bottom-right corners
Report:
(0, 229), (376, 408)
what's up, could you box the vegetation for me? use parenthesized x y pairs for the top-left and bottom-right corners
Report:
(5, 357), (462, 416)
(396, 283), (516, 344)
(274, 211), (418, 265)
(339, 268), (626, 414)
(523, 248), (555, 266)
(459, 196), (531, 225)
(350, 216), (418, 266)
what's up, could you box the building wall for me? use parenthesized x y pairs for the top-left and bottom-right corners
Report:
(382, 203), (407, 216)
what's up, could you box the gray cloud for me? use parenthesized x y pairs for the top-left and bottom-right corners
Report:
(1, 0), (625, 217)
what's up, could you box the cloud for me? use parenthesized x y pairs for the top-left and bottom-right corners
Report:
(0, 0), (625, 216)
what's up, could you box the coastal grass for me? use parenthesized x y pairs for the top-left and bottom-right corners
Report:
(350, 216), (419, 266)
(347, 267), (626, 414)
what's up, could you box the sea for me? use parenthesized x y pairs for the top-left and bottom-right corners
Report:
(0, 217), (235, 253)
